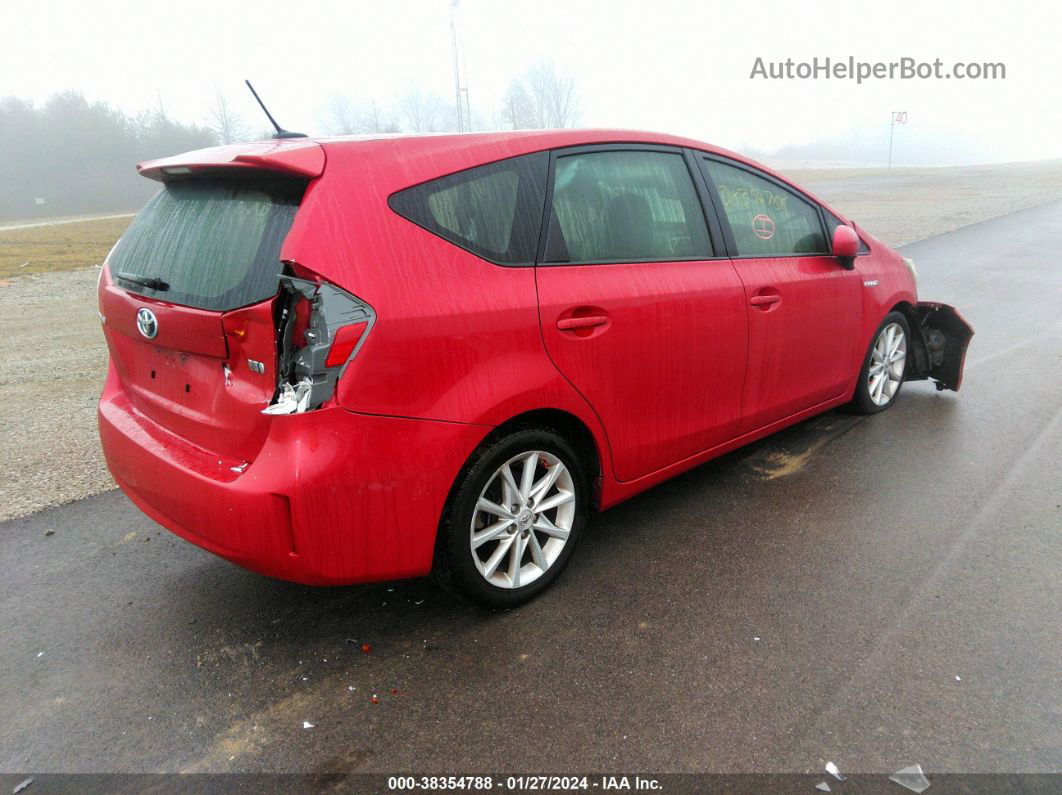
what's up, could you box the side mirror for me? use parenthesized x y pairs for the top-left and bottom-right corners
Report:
(831, 224), (859, 270)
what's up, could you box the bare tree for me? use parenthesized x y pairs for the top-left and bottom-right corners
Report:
(320, 95), (360, 135)
(501, 80), (536, 129)
(208, 91), (249, 144)
(525, 61), (579, 128)
(396, 88), (454, 133)
(365, 99), (403, 133)
(497, 62), (580, 130)
(320, 95), (399, 135)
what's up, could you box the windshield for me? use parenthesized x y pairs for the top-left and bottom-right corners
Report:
(109, 177), (305, 311)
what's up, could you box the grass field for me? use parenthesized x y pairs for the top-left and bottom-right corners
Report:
(0, 216), (132, 280)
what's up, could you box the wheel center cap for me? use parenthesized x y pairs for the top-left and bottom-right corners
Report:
(516, 510), (533, 530)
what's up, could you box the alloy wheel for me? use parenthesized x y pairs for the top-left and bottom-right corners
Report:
(469, 451), (577, 589)
(868, 322), (907, 406)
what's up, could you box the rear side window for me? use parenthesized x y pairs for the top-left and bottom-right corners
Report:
(388, 152), (548, 265)
(110, 178), (304, 311)
(544, 150), (711, 263)
(701, 159), (826, 256)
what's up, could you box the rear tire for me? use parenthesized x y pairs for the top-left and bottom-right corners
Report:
(851, 311), (911, 414)
(432, 428), (588, 609)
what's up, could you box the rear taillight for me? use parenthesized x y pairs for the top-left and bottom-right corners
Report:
(263, 270), (375, 416)
(324, 321), (369, 368)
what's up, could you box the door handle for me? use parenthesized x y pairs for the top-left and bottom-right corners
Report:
(557, 315), (609, 331)
(750, 294), (781, 307)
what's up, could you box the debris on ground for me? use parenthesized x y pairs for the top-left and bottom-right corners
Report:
(361, 643), (372, 654)
(43, 528), (54, 536)
(825, 762), (845, 781)
(371, 694), (379, 704)
(13, 778), (33, 794)
(889, 764), (930, 793)
(302, 721), (314, 729)
(815, 783), (831, 793)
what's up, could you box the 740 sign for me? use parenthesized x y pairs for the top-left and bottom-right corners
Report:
(888, 111), (907, 167)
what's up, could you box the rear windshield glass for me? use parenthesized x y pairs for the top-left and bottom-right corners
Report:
(109, 178), (305, 311)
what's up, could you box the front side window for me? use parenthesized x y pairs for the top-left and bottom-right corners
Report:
(701, 159), (826, 256)
(544, 150), (712, 263)
(388, 152), (548, 265)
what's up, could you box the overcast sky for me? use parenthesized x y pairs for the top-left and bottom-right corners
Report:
(2, 0), (1059, 165)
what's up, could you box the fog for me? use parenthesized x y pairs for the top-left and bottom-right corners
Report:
(2, 0), (1059, 217)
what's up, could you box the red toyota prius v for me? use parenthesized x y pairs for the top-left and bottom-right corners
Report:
(97, 130), (972, 606)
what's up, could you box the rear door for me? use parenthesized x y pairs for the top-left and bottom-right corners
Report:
(100, 176), (305, 461)
(535, 146), (747, 482)
(696, 156), (862, 432)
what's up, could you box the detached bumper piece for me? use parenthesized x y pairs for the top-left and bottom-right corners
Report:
(908, 302), (974, 391)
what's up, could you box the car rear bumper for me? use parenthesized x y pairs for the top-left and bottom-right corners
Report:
(98, 362), (488, 585)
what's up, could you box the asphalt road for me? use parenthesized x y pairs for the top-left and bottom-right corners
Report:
(2, 201), (1060, 777)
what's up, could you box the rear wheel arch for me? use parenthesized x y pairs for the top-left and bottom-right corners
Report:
(477, 409), (603, 510)
(432, 409), (603, 567)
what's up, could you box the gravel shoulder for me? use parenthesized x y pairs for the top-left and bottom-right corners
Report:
(0, 268), (111, 519)
(3, 159), (1062, 521)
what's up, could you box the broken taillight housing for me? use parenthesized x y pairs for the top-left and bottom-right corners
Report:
(263, 269), (375, 415)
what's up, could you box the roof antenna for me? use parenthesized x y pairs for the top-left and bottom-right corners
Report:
(244, 80), (307, 139)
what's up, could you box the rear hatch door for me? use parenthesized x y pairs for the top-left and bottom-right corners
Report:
(100, 173), (308, 462)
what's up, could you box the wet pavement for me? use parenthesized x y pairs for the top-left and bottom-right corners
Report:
(2, 201), (1060, 775)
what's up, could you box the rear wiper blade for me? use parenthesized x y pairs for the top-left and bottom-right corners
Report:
(117, 272), (169, 291)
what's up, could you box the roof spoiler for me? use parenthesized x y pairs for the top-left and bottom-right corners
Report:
(137, 140), (325, 182)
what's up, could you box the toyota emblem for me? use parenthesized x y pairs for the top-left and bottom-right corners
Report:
(136, 308), (158, 339)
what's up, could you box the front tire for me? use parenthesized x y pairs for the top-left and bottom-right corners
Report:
(851, 311), (910, 414)
(433, 428), (588, 608)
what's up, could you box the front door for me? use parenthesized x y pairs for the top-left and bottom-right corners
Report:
(698, 156), (861, 431)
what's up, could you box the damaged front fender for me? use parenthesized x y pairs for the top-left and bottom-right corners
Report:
(906, 302), (974, 391)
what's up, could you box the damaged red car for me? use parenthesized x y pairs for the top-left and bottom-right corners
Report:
(97, 130), (972, 606)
